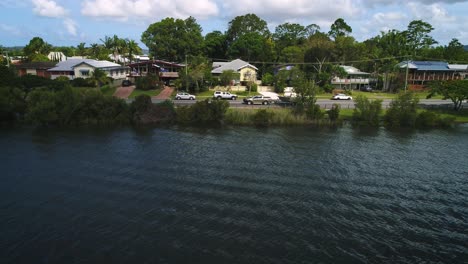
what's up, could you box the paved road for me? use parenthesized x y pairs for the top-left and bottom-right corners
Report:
(125, 98), (458, 110)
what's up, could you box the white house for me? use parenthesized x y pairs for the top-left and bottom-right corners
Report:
(331, 65), (370, 90)
(48, 59), (130, 80)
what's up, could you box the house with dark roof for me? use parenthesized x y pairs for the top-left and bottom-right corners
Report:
(331, 65), (371, 90)
(211, 59), (258, 84)
(16, 61), (57, 78)
(127, 60), (184, 85)
(48, 59), (129, 80)
(398, 61), (467, 90)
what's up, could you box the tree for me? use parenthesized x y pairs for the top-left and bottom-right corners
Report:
(384, 92), (419, 128)
(204, 31), (227, 59)
(227, 32), (272, 61)
(226, 14), (270, 44)
(444, 38), (467, 62)
(219, 70), (240, 90)
(273, 22), (306, 56)
(89, 68), (109, 87)
(76, 42), (87, 56)
(328, 18), (352, 39)
(125, 39), (142, 63)
(352, 95), (383, 127)
(23, 37), (52, 61)
(404, 20), (437, 56)
(428, 80), (468, 111)
(141, 17), (203, 62)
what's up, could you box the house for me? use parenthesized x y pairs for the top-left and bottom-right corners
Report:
(331, 66), (371, 90)
(16, 61), (57, 78)
(398, 61), (467, 90)
(211, 59), (258, 84)
(48, 59), (129, 80)
(128, 60), (184, 85)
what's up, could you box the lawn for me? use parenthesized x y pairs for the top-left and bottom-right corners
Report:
(99, 85), (117, 96)
(129, 89), (161, 99)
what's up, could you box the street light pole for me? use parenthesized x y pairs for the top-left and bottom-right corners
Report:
(185, 54), (188, 92)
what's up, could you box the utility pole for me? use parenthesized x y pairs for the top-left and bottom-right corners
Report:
(6, 51), (10, 68)
(404, 58), (409, 92)
(185, 54), (188, 92)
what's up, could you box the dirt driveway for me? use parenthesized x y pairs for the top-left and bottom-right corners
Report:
(113, 86), (135, 99)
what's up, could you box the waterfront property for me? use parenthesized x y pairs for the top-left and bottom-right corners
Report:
(211, 59), (258, 85)
(128, 60), (185, 85)
(331, 65), (372, 90)
(48, 59), (130, 80)
(398, 60), (468, 90)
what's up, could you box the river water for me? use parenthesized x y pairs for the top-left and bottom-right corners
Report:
(1, 125), (467, 263)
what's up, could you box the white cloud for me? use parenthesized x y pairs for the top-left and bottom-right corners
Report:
(0, 24), (24, 36)
(32, 0), (68, 18)
(81, 0), (219, 20)
(221, 0), (360, 22)
(63, 18), (78, 36)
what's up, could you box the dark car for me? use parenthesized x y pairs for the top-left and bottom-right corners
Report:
(360, 85), (373, 92)
(122, 80), (132, 87)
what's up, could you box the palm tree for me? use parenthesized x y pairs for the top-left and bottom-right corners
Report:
(89, 43), (100, 59)
(125, 39), (142, 63)
(76, 42), (87, 57)
(89, 68), (109, 87)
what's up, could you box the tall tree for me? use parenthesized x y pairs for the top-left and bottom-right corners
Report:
(141, 17), (203, 62)
(23, 37), (52, 61)
(226, 14), (270, 44)
(125, 39), (142, 63)
(328, 18), (352, 39)
(404, 20), (437, 56)
(204, 31), (227, 59)
(76, 42), (87, 56)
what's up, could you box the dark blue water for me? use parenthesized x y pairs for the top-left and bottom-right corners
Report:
(1, 125), (467, 263)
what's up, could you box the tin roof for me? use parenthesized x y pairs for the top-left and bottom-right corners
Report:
(398, 61), (452, 71)
(48, 59), (123, 72)
(211, 59), (258, 74)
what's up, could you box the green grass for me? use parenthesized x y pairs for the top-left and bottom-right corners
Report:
(129, 89), (161, 99)
(99, 85), (116, 96)
(425, 109), (468, 123)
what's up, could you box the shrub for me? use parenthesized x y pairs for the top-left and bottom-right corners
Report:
(416, 111), (455, 128)
(131, 96), (175, 124)
(248, 82), (258, 93)
(71, 77), (94, 87)
(306, 104), (324, 120)
(261, 73), (274, 86)
(384, 92), (419, 128)
(327, 104), (340, 121)
(252, 109), (274, 127)
(136, 74), (160, 91)
(323, 84), (334, 93)
(352, 95), (382, 127)
(176, 99), (229, 126)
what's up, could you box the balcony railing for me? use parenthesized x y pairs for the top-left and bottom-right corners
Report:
(331, 78), (370, 84)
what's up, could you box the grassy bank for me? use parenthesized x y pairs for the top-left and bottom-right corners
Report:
(225, 107), (468, 126)
(129, 89), (161, 99)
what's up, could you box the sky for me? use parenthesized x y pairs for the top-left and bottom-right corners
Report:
(1, 0), (468, 49)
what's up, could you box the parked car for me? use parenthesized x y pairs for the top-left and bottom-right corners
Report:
(360, 85), (373, 92)
(122, 80), (132, 87)
(175, 92), (196, 100)
(332, 93), (352, 100)
(213, 91), (238, 100)
(243, 95), (276, 105)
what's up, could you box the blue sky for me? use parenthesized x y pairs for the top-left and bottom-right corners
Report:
(1, 0), (467, 49)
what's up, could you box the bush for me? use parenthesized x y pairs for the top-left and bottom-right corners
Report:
(323, 84), (334, 93)
(71, 77), (94, 87)
(252, 109), (274, 127)
(306, 104), (324, 120)
(248, 82), (258, 93)
(384, 92), (419, 128)
(176, 99), (229, 125)
(131, 96), (175, 124)
(261, 73), (274, 86)
(327, 104), (340, 121)
(136, 74), (160, 91)
(416, 111), (455, 128)
(352, 95), (382, 127)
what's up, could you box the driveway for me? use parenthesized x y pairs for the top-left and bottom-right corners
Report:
(113, 85), (135, 99)
(154, 86), (174, 100)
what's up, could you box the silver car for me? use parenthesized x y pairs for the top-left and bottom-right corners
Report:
(175, 92), (196, 100)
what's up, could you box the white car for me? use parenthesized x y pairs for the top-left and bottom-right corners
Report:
(175, 92), (196, 100)
(332, 93), (352, 100)
(213, 91), (237, 100)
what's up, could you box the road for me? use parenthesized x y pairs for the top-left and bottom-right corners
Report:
(124, 98), (460, 110)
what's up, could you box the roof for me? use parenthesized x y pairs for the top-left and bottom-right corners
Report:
(48, 59), (122, 72)
(211, 59), (258, 74)
(340, 65), (369, 75)
(448, 64), (468, 70)
(398, 61), (452, 71)
(16, 61), (57, 69)
(128, 59), (184, 68)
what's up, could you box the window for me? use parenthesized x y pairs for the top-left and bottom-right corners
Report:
(80, 70), (89, 76)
